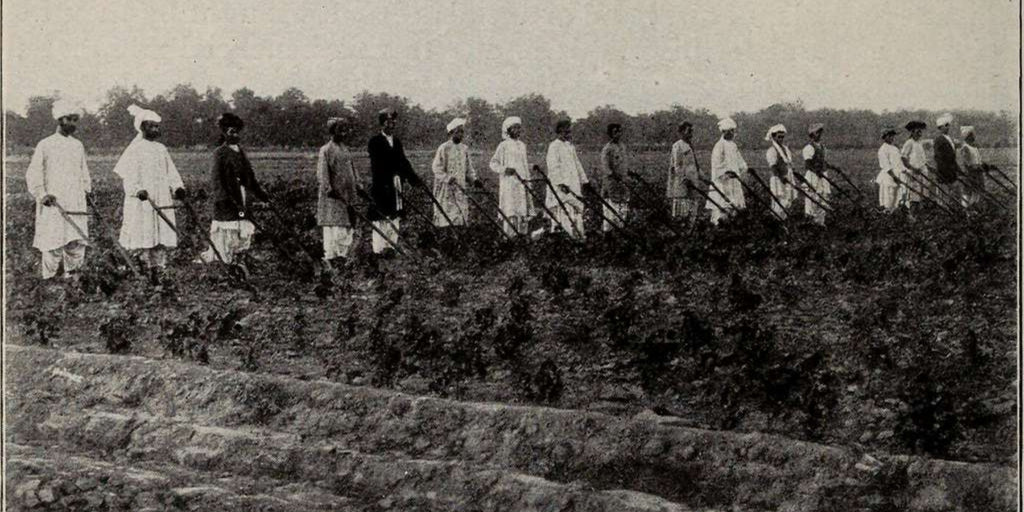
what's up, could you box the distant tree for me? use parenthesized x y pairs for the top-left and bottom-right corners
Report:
(23, 95), (59, 145)
(499, 94), (565, 148)
(97, 85), (148, 147)
(574, 105), (629, 149)
(5, 110), (27, 151)
(445, 97), (501, 147)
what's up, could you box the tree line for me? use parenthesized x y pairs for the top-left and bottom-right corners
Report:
(5, 84), (1017, 154)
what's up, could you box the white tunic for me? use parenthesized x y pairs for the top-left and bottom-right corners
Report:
(25, 130), (91, 251)
(544, 139), (589, 211)
(488, 138), (533, 217)
(706, 137), (747, 210)
(766, 143), (797, 207)
(876, 143), (906, 187)
(114, 137), (184, 249)
(430, 140), (477, 226)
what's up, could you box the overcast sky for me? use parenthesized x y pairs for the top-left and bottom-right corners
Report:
(3, 0), (1019, 118)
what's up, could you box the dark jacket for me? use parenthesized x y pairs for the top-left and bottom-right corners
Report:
(933, 135), (960, 184)
(209, 145), (266, 221)
(367, 133), (420, 220)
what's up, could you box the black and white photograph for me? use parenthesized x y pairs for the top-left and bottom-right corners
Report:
(2, 1), (1020, 510)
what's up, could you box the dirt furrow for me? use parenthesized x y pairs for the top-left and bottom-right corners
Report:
(6, 443), (371, 511)
(6, 344), (1016, 511)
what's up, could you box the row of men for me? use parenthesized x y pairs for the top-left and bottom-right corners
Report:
(26, 102), (995, 279)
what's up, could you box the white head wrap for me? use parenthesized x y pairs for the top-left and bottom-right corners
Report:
(501, 116), (522, 140)
(936, 113), (953, 127)
(717, 118), (736, 131)
(765, 124), (787, 141)
(447, 117), (467, 134)
(127, 104), (161, 133)
(960, 126), (975, 137)
(52, 99), (83, 120)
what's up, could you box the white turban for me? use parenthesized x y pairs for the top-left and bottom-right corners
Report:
(447, 117), (467, 134)
(765, 124), (786, 141)
(127, 104), (161, 133)
(501, 116), (522, 140)
(960, 125), (975, 137)
(936, 113), (953, 127)
(717, 118), (737, 131)
(52, 99), (83, 120)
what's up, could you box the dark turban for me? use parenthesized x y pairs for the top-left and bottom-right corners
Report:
(218, 112), (244, 130)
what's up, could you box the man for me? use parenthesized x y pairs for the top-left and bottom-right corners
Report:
(197, 112), (268, 265)
(706, 118), (746, 225)
(765, 124), (796, 220)
(876, 127), (907, 213)
(544, 119), (589, 239)
(431, 117), (480, 227)
(958, 126), (985, 207)
(26, 100), (91, 279)
(801, 123), (832, 225)
(488, 116), (533, 236)
(317, 115), (359, 263)
(367, 108), (421, 254)
(599, 123), (630, 232)
(668, 121), (699, 220)
(901, 120), (929, 207)
(114, 105), (185, 272)
(932, 113), (961, 207)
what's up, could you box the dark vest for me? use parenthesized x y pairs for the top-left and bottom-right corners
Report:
(806, 142), (827, 174)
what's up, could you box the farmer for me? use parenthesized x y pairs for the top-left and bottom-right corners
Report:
(316, 115), (359, 263)
(765, 124), (797, 220)
(932, 113), (962, 207)
(544, 118), (590, 239)
(599, 123), (630, 232)
(876, 126), (907, 213)
(197, 112), (269, 265)
(900, 120), (930, 207)
(957, 126), (985, 207)
(668, 121), (699, 220)
(706, 118), (747, 225)
(488, 116), (534, 236)
(431, 117), (480, 228)
(367, 108), (421, 254)
(801, 123), (832, 225)
(25, 99), (91, 279)
(114, 105), (185, 272)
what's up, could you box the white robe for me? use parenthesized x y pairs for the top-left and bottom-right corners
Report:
(431, 140), (476, 227)
(113, 137), (184, 249)
(545, 139), (589, 237)
(877, 143), (907, 210)
(489, 139), (533, 216)
(25, 130), (91, 251)
(766, 143), (797, 216)
(706, 137), (747, 214)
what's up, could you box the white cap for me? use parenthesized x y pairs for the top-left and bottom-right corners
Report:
(501, 116), (522, 140)
(717, 118), (737, 131)
(127, 104), (161, 132)
(447, 117), (467, 134)
(765, 124), (786, 141)
(936, 113), (953, 127)
(960, 125), (975, 137)
(52, 99), (83, 119)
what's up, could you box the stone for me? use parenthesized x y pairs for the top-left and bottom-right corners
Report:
(36, 487), (57, 503)
(640, 438), (667, 457)
(679, 446), (696, 461)
(75, 477), (99, 491)
(858, 431), (875, 443)
(877, 430), (894, 441)
(909, 485), (952, 511)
